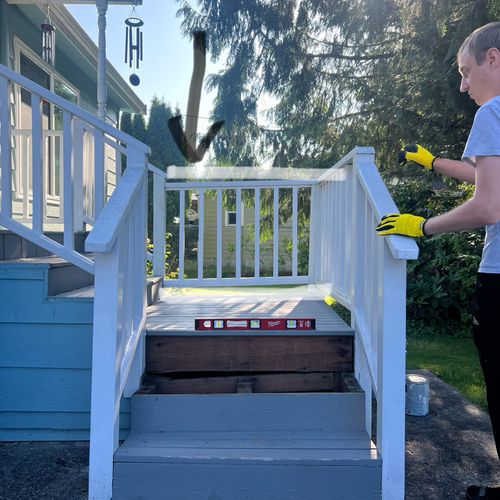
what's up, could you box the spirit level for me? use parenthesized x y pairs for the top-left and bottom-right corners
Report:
(195, 318), (316, 331)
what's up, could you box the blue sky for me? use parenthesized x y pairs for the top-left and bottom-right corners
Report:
(67, 1), (220, 121)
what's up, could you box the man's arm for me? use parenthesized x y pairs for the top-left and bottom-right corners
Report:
(433, 157), (476, 184)
(424, 156), (500, 235)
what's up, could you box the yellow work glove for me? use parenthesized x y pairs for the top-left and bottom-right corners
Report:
(398, 144), (439, 171)
(376, 213), (427, 238)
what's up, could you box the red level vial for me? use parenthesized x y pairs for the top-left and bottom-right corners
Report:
(195, 318), (316, 331)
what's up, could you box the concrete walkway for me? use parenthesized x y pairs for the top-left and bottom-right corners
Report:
(1, 369), (499, 499)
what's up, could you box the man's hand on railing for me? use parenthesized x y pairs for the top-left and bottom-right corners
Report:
(376, 213), (427, 238)
(399, 144), (439, 171)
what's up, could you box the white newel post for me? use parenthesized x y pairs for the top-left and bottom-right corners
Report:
(89, 250), (120, 500)
(378, 247), (407, 500)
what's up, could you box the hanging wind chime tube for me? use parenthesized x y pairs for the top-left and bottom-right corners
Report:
(41, 1), (55, 66)
(124, 3), (144, 86)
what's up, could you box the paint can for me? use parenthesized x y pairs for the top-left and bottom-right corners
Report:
(405, 374), (429, 416)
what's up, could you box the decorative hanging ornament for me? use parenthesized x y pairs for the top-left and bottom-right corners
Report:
(124, 2), (143, 86)
(41, 1), (55, 66)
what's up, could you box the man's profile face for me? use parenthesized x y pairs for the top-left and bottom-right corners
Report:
(458, 48), (500, 106)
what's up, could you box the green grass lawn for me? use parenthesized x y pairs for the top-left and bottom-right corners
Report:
(406, 334), (487, 411)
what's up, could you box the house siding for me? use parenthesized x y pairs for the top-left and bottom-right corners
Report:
(0, 265), (130, 440)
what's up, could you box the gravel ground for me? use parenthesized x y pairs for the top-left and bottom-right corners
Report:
(1, 369), (499, 499)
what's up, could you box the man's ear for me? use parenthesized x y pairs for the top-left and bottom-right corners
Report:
(486, 47), (500, 68)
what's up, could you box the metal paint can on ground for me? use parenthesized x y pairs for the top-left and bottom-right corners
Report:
(406, 374), (429, 416)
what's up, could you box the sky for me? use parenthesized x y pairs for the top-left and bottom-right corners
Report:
(67, 1), (220, 122)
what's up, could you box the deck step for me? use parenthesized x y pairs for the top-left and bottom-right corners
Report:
(114, 408), (380, 500)
(130, 392), (366, 434)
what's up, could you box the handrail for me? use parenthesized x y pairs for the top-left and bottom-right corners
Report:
(0, 64), (149, 154)
(86, 164), (146, 253)
(311, 147), (417, 500)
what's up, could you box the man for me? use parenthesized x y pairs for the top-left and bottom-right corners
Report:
(376, 22), (500, 500)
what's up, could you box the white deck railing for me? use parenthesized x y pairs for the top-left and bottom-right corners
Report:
(0, 63), (150, 500)
(151, 149), (418, 500)
(150, 164), (315, 287)
(311, 147), (419, 500)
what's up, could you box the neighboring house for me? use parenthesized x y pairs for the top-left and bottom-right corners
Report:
(0, 0), (146, 225)
(201, 194), (296, 275)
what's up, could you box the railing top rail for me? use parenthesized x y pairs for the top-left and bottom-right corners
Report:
(356, 152), (419, 261)
(163, 179), (317, 190)
(86, 166), (146, 253)
(316, 147), (375, 182)
(0, 63), (150, 155)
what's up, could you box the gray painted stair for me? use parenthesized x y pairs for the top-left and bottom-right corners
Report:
(113, 393), (381, 499)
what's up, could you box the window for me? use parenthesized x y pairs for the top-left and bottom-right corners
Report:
(225, 205), (244, 226)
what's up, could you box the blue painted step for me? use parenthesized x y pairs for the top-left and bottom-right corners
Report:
(113, 393), (381, 499)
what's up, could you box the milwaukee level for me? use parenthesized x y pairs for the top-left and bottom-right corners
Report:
(195, 318), (316, 331)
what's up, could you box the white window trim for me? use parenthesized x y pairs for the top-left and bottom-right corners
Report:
(225, 202), (245, 226)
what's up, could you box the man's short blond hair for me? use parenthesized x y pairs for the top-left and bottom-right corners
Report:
(459, 22), (500, 64)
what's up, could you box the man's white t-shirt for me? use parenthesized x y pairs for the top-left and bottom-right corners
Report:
(462, 95), (500, 273)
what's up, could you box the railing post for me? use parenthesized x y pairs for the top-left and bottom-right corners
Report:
(88, 250), (120, 500)
(377, 248), (407, 500)
(153, 172), (166, 278)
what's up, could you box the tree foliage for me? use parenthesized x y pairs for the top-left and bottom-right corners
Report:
(174, 0), (499, 334)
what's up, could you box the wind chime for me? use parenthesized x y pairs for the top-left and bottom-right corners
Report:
(124, 2), (144, 86)
(41, 0), (55, 66)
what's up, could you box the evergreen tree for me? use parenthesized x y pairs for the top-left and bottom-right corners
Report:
(119, 112), (133, 136)
(131, 113), (147, 144)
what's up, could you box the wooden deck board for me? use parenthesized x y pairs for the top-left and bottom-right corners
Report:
(146, 292), (352, 336)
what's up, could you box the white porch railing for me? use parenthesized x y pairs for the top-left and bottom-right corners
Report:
(150, 148), (418, 500)
(150, 164), (315, 287)
(0, 63), (150, 500)
(310, 147), (419, 500)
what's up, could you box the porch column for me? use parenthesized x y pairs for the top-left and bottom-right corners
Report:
(96, 0), (108, 121)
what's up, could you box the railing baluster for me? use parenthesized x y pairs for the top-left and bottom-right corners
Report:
(0, 76), (12, 217)
(22, 135), (29, 220)
(31, 94), (43, 233)
(292, 187), (298, 277)
(235, 188), (242, 279)
(216, 188), (222, 280)
(94, 129), (105, 218)
(254, 188), (260, 279)
(198, 189), (205, 281)
(63, 112), (74, 250)
(273, 186), (279, 278)
(179, 189), (185, 282)
(73, 119), (84, 230)
(153, 172), (166, 278)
